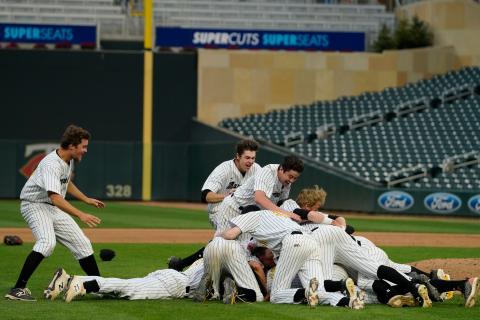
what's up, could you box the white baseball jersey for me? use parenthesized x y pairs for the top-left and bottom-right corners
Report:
(20, 150), (73, 203)
(19, 150), (93, 259)
(214, 164), (290, 233)
(77, 259), (205, 300)
(234, 164), (291, 208)
(202, 160), (260, 224)
(230, 210), (341, 306)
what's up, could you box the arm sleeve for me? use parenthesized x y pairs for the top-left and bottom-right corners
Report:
(253, 167), (275, 197)
(201, 189), (211, 203)
(201, 164), (227, 193)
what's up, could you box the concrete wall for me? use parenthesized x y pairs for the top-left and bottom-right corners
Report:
(197, 46), (455, 125)
(397, 0), (480, 67)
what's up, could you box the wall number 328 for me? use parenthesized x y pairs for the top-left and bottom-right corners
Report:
(106, 184), (132, 198)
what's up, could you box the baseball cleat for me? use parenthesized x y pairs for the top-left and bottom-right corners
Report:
(305, 278), (319, 308)
(222, 277), (238, 305)
(410, 273), (441, 302)
(463, 277), (479, 308)
(439, 271), (454, 300)
(344, 278), (357, 300)
(387, 294), (416, 308)
(44, 268), (70, 300)
(193, 272), (213, 302)
(167, 256), (183, 271)
(64, 276), (86, 303)
(416, 284), (432, 308)
(4, 287), (36, 301)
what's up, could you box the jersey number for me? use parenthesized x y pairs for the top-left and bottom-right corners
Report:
(106, 184), (132, 198)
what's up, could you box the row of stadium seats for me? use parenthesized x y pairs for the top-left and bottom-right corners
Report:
(219, 67), (480, 191)
(0, 0), (393, 41)
(155, 0), (393, 41)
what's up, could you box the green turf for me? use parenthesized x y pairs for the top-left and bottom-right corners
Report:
(1, 244), (479, 320)
(1, 200), (480, 233)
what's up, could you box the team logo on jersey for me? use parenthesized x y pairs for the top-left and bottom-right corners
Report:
(377, 191), (414, 212)
(272, 192), (281, 198)
(424, 193), (462, 214)
(19, 143), (58, 178)
(60, 178), (68, 184)
(467, 195), (480, 215)
(226, 181), (240, 190)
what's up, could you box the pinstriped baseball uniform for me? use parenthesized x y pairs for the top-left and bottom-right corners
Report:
(202, 160), (260, 227)
(215, 164), (291, 234)
(230, 210), (342, 306)
(20, 150), (93, 259)
(352, 236), (411, 291)
(203, 237), (263, 301)
(77, 258), (205, 300)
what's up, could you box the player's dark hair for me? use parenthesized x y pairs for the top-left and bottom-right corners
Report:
(60, 124), (91, 148)
(280, 155), (304, 173)
(236, 139), (258, 156)
(251, 246), (268, 258)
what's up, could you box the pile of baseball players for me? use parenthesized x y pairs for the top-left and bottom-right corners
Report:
(5, 132), (479, 309)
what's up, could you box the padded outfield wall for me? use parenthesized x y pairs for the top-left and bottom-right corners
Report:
(0, 49), (478, 216)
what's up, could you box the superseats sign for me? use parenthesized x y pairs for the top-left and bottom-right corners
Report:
(0, 23), (96, 44)
(156, 27), (365, 51)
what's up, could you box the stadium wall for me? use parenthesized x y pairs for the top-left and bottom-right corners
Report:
(397, 0), (480, 67)
(197, 46), (455, 126)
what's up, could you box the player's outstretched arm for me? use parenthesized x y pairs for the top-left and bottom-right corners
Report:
(254, 191), (302, 222)
(67, 181), (105, 208)
(220, 226), (242, 240)
(49, 192), (101, 227)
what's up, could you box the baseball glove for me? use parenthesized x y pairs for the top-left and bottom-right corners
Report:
(4, 235), (23, 246)
(100, 248), (116, 261)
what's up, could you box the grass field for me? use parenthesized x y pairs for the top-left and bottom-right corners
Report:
(1, 200), (480, 233)
(0, 200), (479, 319)
(0, 244), (479, 320)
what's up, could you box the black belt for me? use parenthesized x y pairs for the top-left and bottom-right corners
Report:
(185, 286), (190, 293)
(291, 231), (302, 235)
(311, 227), (318, 232)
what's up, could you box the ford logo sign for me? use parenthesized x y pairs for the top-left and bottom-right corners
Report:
(378, 191), (414, 212)
(424, 193), (462, 213)
(467, 195), (480, 215)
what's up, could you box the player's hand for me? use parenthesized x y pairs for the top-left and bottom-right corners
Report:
(290, 213), (302, 222)
(86, 198), (105, 208)
(80, 213), (101, 228)
(331, 220), (343, 228)
(226, 188), (236, 195)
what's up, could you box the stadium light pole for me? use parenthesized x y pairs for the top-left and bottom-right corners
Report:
(142, 0), (153, 201)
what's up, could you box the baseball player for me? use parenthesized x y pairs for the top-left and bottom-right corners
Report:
(168, 139), (260, 271)
(283, 187), (433, 308)
(5, 125), (104, 302)
(214, 155), (305, 235)
(202, 236), (264, 304)
(220, 208), (362, 308)
(352, 235), (480, 308)
(45, 259), (205, 302)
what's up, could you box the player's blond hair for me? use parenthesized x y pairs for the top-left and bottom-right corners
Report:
(296, 185), (327, 209)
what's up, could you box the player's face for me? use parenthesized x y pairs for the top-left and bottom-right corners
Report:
(278, 169), (300, 186)
(70, 139), (89, 162)
(258, 249), (275, 269)
(236, 150), (256, 173)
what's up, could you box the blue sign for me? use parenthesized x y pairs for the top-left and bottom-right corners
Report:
(378, 191), (414, 212)
(156, 27), (365, 51)
(424, 193), (462, 214)
(0, 23), (96, 44)
(467, 195), (480, 215)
